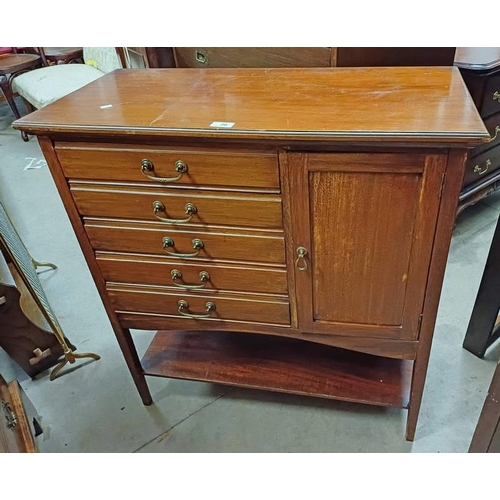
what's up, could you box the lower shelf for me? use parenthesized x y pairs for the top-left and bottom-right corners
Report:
(142, 330), (413, 408)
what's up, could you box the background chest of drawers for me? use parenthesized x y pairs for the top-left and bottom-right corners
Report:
(13, 67), (488, 441)
(455, 48), (500, 212)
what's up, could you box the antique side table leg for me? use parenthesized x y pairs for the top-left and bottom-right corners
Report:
(113, 326), (152, 405)
(463, 215), (500, 358)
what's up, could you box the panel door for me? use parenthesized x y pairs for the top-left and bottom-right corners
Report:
(285, 153), (447, 340)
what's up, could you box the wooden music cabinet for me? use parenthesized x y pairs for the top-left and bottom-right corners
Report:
(13, 67), (488, 441)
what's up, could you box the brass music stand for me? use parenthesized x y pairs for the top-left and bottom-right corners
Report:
(0, 201), (100, 380)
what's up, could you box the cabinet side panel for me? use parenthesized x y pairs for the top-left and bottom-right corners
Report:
(37, 137), (152, 404)
(406, 149), (468, 441)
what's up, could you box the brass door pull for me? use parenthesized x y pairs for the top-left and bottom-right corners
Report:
(153, 200), (197, 224)
(295, 247), (308, 271)
(493, 91), (500, 103)
(162, 237), (204, 258)
(141, 159), (188, 183)
(474, 159), (492, 176)
(171, 269), (210, 289)
(178, 299), (215, 318)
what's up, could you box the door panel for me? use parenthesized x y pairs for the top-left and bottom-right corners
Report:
(286, 152), (446, 340)
(310, 170), (420, 326)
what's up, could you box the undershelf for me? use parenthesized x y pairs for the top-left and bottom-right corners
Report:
(142, 330), (413, 408)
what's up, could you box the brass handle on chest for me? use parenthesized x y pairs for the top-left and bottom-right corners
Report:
(141, 159), (188, 183)
(493, 91), (500, 103)
(295, 247), (308, 271)
(474, 159), (491, 176)
(178, 299), (215, 318)
(171, 269), (210, 289)
(153, 201), (197, 224)
(489, 126), (500, 143)
(162, 237), (204, 258)
(1, 400), (17, 430)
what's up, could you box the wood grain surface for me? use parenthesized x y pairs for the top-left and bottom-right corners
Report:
(174, 47), (333, 68)
(13, 68), (488, 144)
(107, 284), (291, 326)
(84, 219), (286, 265)
(97, 252), (288, 295)
(56, 142), (280, 190)
(70, 183), (283, 229)
(142, 330), (413, 407)
(286, 152), (444, 340)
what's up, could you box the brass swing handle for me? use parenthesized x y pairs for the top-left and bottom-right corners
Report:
(171, 269), (210, 289)
(489, 126), (500, 143)
(295, 246), (308, 271)
(178, 299), (216, 318)
(1, 400), (17, 430)
(153, 201), (197, 224)
(474, 159), (492, 176)
(163, 237), (204, 258)
(141, 159), (188, 183)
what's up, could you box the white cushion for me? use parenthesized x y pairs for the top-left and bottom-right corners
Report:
(83, 47), (122, 74)
(13, 64), (105, 109)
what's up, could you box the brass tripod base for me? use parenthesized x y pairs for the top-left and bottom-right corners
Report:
(50, 351), (101, 381)
(33, 259), (58, 271)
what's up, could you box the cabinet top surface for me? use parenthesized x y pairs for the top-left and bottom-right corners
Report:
(13, 67), (488, 144)
(455, 47), (500, 71)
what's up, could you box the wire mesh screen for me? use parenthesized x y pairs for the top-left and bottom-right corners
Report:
(0, 201), (59, 331)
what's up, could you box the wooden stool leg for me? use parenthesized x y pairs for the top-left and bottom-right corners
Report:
(463, 216), (500, 357)
(0, 75), (21, 119)
(0, 76), (29, 141)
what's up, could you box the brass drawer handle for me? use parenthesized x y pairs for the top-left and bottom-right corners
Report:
(178, 299), (215, 318)
(474, 159), (492, 176)
(493, 91), (500, 103)
(141, 159), (188, 183)
(1, 400), (17, 430)
(162, 237), (204, 258)
(295, 246), (308, 271)
(153, 201), (197, 224)
(489, 126), (500, 143)
(171, 269), (210, 289)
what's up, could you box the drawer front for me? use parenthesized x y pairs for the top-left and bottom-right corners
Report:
(481, 73), (500, 118)
(472, 112), (500, 156)
(85, 220), (286, 265)
(174, 47), (332, 68)
(107, 284), (291, 326)
(463, 144), (500, 187)
(97, 253), (288, 295)
(71, 184), (283, 230)
(56, 143), (280, 190)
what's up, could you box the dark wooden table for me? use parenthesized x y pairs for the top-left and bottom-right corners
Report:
(470, 359), (500, 452)
(463, 215), (500, 357)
